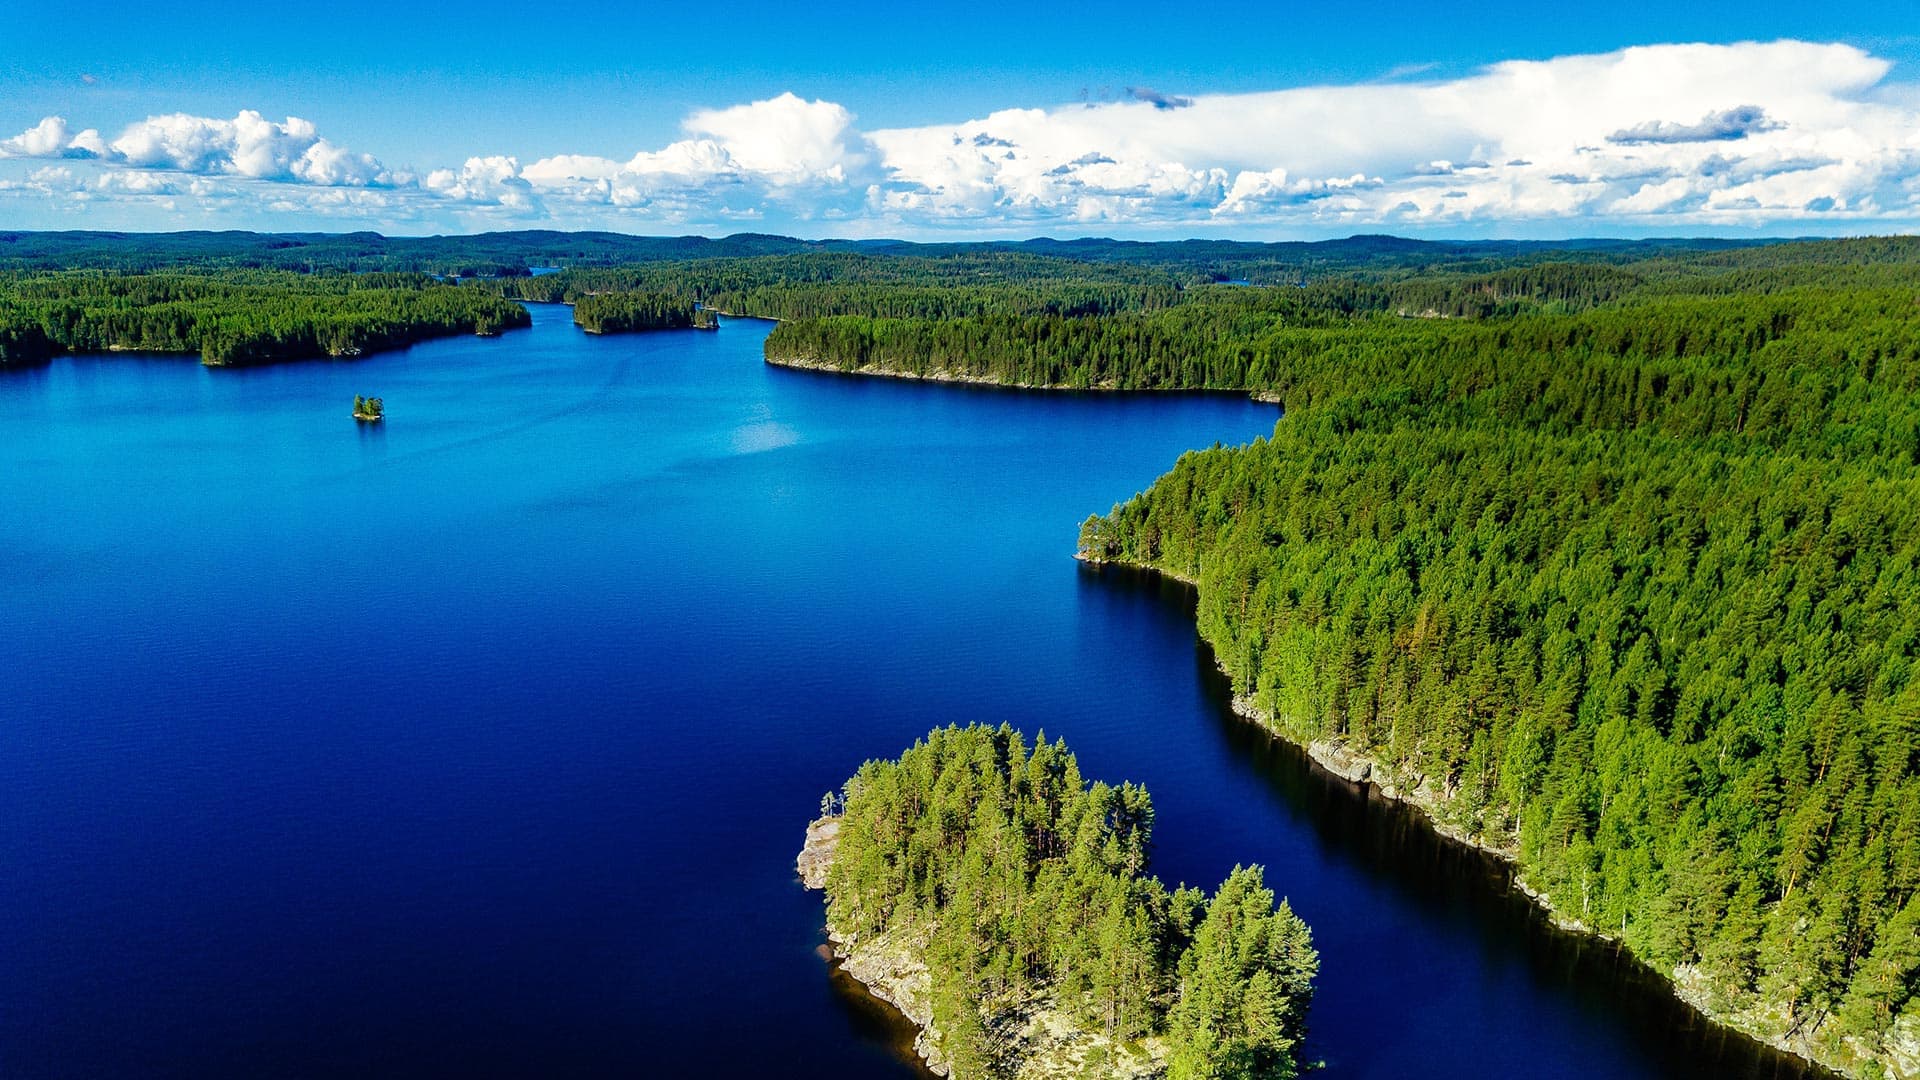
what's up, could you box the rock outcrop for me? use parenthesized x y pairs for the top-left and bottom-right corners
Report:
(798, 815), (1167, 1079)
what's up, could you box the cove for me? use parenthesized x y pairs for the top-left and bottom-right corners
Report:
(0, 302), (1822, 1078)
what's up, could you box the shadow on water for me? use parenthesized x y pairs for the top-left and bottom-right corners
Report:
(825, 951), (935, 1077)
(1091, 562), (1833, 1080)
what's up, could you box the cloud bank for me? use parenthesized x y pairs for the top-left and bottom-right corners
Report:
(4, 40), (1918, 234)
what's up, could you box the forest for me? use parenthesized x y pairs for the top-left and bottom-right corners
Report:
(0, 270), (528, 366)
(823, 724), (1317, 1080)
(747, 238), (1920, 1075)
(570, 290), (716, 334)
(1050, 284), (1920, 1075)
(0, 228), (1778, 277)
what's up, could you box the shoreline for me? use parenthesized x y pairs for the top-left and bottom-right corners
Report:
(797, 816), (1168, 1080)
(766, 355), (1277, 402)
(1077, 552), (1871, 1080)
(798, 816), (952, 1077)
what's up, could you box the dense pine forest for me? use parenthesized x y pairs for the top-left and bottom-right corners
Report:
(1049, 275), (1920, 1075)
(821, 724), (1317, 1080)
(0, 271), (528, 366)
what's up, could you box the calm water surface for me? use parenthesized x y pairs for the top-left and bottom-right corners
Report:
(2, 304), (1820, 1078)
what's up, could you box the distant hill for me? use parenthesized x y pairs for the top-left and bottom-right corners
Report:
(0, 227), (1889, 278)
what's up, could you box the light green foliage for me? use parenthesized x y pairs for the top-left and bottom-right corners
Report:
(1166, 867), (1317, 1080)
(825, 725), (1316, 1079)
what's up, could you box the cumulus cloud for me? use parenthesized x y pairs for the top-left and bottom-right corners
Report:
(860, 39), (1920, 229)
(425, 155), (538, 210)
(4, 40), (1920, 232)
(1, 117), (105, 159)
(511, 93), (871, 221)
(2, 110), (391, 185)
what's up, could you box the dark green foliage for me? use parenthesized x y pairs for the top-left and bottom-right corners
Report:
(0, 270), (529, 366)
(352, 395), (383, 421)
(0, 314), (57, 366)
(477, 253), (1187, 320)
(826, 725), (1316, 1078)
(570, 290), (711, 334)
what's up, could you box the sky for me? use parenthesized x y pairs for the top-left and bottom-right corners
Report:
(2, 1), (1918, 239)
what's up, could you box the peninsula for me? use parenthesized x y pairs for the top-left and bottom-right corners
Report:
(800, 723), (1317, 1080)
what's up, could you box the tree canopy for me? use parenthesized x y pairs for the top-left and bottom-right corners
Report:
(825, 724), (1317, 1080)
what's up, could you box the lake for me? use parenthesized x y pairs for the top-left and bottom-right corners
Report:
(0, 302), (1820, 1078)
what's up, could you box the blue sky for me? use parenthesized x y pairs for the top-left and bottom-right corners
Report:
(3, 2), (1918, 237)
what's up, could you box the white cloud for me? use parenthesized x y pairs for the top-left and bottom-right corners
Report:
(860, 39), (1920, 230)
(682, 92), (867, 185)
(513, 93), (872, 221)
(2, 110), (392, 187)
(425, 155), (539, 211)
(3, 41), (1919, 233)
(0, 117), (105, 159)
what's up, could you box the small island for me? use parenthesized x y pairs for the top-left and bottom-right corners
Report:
(572, 290), (718, 334)
(352, 395), (384, 422)
(800, 724), (1317, 1080)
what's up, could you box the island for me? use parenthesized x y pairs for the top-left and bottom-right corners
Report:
(352, 395), (384, 422)
(571, 290), (718, 334)
(799, 723), (1317, 1080)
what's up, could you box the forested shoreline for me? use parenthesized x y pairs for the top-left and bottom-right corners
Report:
(748, 238), (1920, 1078)
(1052, 280), (1920, 1077)
(570, 290), (717, 334)
(807, 724), (1317, 1080)
(0, 271), (528, 366)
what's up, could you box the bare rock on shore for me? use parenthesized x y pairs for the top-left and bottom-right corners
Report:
(799, 813), (1165, 1079)
(797, 815), (840, 889)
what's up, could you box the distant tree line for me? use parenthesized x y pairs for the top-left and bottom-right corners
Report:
(0, 270), (529, 366)
(571, 290), (715, 333)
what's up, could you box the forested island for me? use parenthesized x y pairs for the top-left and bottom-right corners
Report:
(570, 290), (717, 334)
(0, 270), (528, 366)
(800, 724), (1317, 1080)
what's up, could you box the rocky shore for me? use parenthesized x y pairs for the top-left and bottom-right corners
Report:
(797, 815), (1167, 1080)
(766, 355), (1072, 390)
(766, 355), (1279, 403)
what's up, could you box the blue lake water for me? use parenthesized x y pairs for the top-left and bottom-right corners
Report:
(2, 303), (1819, 1078)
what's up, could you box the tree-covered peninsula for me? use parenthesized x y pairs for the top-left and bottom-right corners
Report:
(570, 290), (716, 334)
(0, 270), (529, 366)
(800, 724), (1317, 1080)
(766, 241), (1920, 1078)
